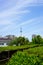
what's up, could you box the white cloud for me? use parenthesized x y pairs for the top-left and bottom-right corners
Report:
(1, 16), (42, 32)
(0, 0), (31, 18)
(0, 20), (12, 25)
(39, 0), (43, 3)
(0, 0), (42, 18)
(0, 10), (30, 18)
(0, 18), (35, 32)
(0, 0), (31, 26)
(0, 0), (43, 36)
(14, 16), (43, 28)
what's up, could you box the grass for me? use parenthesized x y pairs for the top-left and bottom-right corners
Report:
(0, 44), (43, 65)
(0, 44), (40, 52)
(24, 46), (43, 54)
(24, 46), (43, 59)
(7, 47), (43, 65)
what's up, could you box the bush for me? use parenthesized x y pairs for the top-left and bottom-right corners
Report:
(9, 36), (29, 46)
(7, 51), (42, 65)
(32, 35), (43, 44)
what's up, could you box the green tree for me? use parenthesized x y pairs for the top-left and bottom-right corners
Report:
(9, 36), (29, 46)
(9, 37), (18, 46)
(32, 35), (43, 44)
(17, 37), (29, 45)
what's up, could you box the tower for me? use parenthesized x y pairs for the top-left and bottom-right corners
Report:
(20, 27), (22, 36)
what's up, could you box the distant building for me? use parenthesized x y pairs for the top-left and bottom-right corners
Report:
(0, 37), (12, 47)
(5, 35), (16, 39)
(32, 34), (36, 38)
(0, 35), (16, 47)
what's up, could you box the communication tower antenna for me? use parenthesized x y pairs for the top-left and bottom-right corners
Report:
(20, 27), (22, 36)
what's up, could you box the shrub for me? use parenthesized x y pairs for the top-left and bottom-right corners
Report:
(7, 51), (42, 65)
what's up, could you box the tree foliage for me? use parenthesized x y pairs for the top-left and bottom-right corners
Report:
(32, 35), (43, 44)
(9, 36), (29, 46)
(9, 35), (43, 46)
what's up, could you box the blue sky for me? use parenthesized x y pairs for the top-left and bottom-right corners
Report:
(0, 0), (43, 40)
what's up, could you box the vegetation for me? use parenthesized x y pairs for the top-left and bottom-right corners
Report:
(9, 36), (29, 46)
(7, 51), (43, 65)
(8, 35), (43, 46)
(24, 46), (43, 57)
(7, 35), (43, 65)
(32, 35), (43, 44)
(0, 35), (43, 65)
(0, 44), (39, 52)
